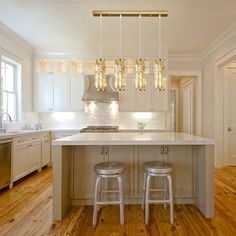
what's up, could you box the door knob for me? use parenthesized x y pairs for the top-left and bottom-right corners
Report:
(228, 127), (232, 132)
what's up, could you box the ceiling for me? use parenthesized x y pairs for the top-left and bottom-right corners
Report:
(0, 0), (236, 57)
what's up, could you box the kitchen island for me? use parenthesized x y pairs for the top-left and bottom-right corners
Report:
(52, 132), (215, 221)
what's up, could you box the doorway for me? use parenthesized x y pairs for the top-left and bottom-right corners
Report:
(170, 76), (196, 135)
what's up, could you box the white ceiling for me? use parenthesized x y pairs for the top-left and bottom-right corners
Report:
(0, 0), (236, 57)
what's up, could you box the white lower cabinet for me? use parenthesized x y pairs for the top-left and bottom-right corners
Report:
(72, 145), (194, 203)
(73, 146), (105, 199)
(108, 146), (134, 199)
(12, 132), (51, 183)
(41, 135), (51, 167)
(13, 141), (41, 182)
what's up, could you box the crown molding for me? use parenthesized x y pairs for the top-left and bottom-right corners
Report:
(168, 54), (201, 62)
(201, 22), (236, 61)
(0, 22), (35, 53)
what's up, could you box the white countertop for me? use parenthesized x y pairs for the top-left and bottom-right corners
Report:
(0, 129), (50, 140)
(52, 132), (215, 146)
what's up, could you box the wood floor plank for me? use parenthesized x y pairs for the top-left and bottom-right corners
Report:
(0, 167), (236, 235)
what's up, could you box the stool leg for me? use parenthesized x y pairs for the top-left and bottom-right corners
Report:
(167, 174), (174, 224)
(117, 175), (124, 225)
(93, 176), (101, 227)
(163, 177), (167, 209)
(142, 172), (147, 210)
(145, 174), (151, 224)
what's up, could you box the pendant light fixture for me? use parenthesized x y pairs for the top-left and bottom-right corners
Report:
(135, 15), (146, 91)
(114, 15), (126, 91)
(95, 15), (106, 91)
(154, 15), (167, 91)
(93, 11), (168, 91)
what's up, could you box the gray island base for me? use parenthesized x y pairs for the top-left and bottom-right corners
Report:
(52, 132), (215, 221)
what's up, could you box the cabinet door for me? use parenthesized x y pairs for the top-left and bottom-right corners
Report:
(108, 146), (134, 198)
(152, 84), (169, 111)
(168, 145), (194, 198)
(73, 146), (105, 199)
(42, 138), (51, 167)
(27, 141), (41, 172)
(36, 74), (53, 111)
(53, 75), (68, 111)
(69, 74), (84, 111)
(119, 76), (134, 111)
(133, 76), (152, 111)
(13, 144), (28, 181)
(135, 146), (163, 198)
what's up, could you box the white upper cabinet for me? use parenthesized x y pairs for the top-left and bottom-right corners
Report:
(34, 57), (84, 112)
(119, 75), (168, 112)
(152, 83), (169, 112)
(119, 76), (135, 111)
(53, 75), (68, 111)
(36, 74), (53, 111)
(69, 74), (84, 111)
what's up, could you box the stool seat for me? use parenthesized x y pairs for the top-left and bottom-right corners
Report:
(143, 161), (173, 174)
(94, 161), (125, 175)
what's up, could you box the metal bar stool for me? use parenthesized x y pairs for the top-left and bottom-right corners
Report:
(142, 161), (174, 224)
(92, 161), (125, 226)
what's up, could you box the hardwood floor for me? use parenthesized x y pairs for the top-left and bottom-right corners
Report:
(0, 167), (236, 236)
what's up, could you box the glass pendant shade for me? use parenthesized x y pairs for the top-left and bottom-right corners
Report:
(154, 58), (166, 91)
(135, 58), (146, 91)
(114, 58), (126, 91)
(95, 58), (106, 91)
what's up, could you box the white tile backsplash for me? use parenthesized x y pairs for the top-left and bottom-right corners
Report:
(38, 110), (167, 130)
(5, 112), (39, 131)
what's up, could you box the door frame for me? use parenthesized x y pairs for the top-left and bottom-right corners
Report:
(182, 79), (194, 134)
(169, 70), (202, 136)
(170, 88), (179, 132)
(214, 48), (236, 167)
(223, 66), (236, 165)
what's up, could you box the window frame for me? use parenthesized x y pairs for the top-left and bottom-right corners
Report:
(1, 56), (21, 122)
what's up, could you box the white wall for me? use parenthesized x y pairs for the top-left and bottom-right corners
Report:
(201, 23), (236, 166)
(0, 23), (34, 112)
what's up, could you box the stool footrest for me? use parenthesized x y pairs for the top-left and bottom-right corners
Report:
(147, 199), (171, 204)
(96, 201), (123, 205)
(102, 190), (119, 193)
(149, 188), (165, 192)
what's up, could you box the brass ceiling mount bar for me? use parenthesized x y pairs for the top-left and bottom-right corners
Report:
(93, 11), (168, 17)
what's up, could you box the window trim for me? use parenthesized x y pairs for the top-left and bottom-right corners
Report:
(1, 56), (21, 122)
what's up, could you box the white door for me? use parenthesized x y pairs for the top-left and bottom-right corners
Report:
(225, 69), (236, 166)
(182, 82), (193, 134)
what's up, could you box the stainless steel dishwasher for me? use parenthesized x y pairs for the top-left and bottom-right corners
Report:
(0, 139), (12, 190)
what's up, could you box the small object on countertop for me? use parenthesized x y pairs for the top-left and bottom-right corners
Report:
(137, 120), (146, 130)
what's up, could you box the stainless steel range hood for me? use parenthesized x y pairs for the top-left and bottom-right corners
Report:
(82, 75), (119, 103)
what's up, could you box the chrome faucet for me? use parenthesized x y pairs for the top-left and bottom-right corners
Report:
(0, 112), (12, 132)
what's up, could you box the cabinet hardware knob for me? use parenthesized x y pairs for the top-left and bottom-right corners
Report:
(164, 146), (168, 155)
(160, 146), (165, 155)
(228, 127), (232, 132)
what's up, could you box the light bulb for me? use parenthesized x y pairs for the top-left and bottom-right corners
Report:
(95, 58), (106, 91)
(114, 58), (126, 91)
(154, 58), (166, 91)
(135, 58), (146, 91)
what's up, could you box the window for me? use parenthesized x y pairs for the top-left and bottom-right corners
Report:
(1, 57), (21, 121)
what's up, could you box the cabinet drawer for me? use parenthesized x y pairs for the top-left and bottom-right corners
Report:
(40, 132), (50, 140)
(15, 134), (40, 145)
